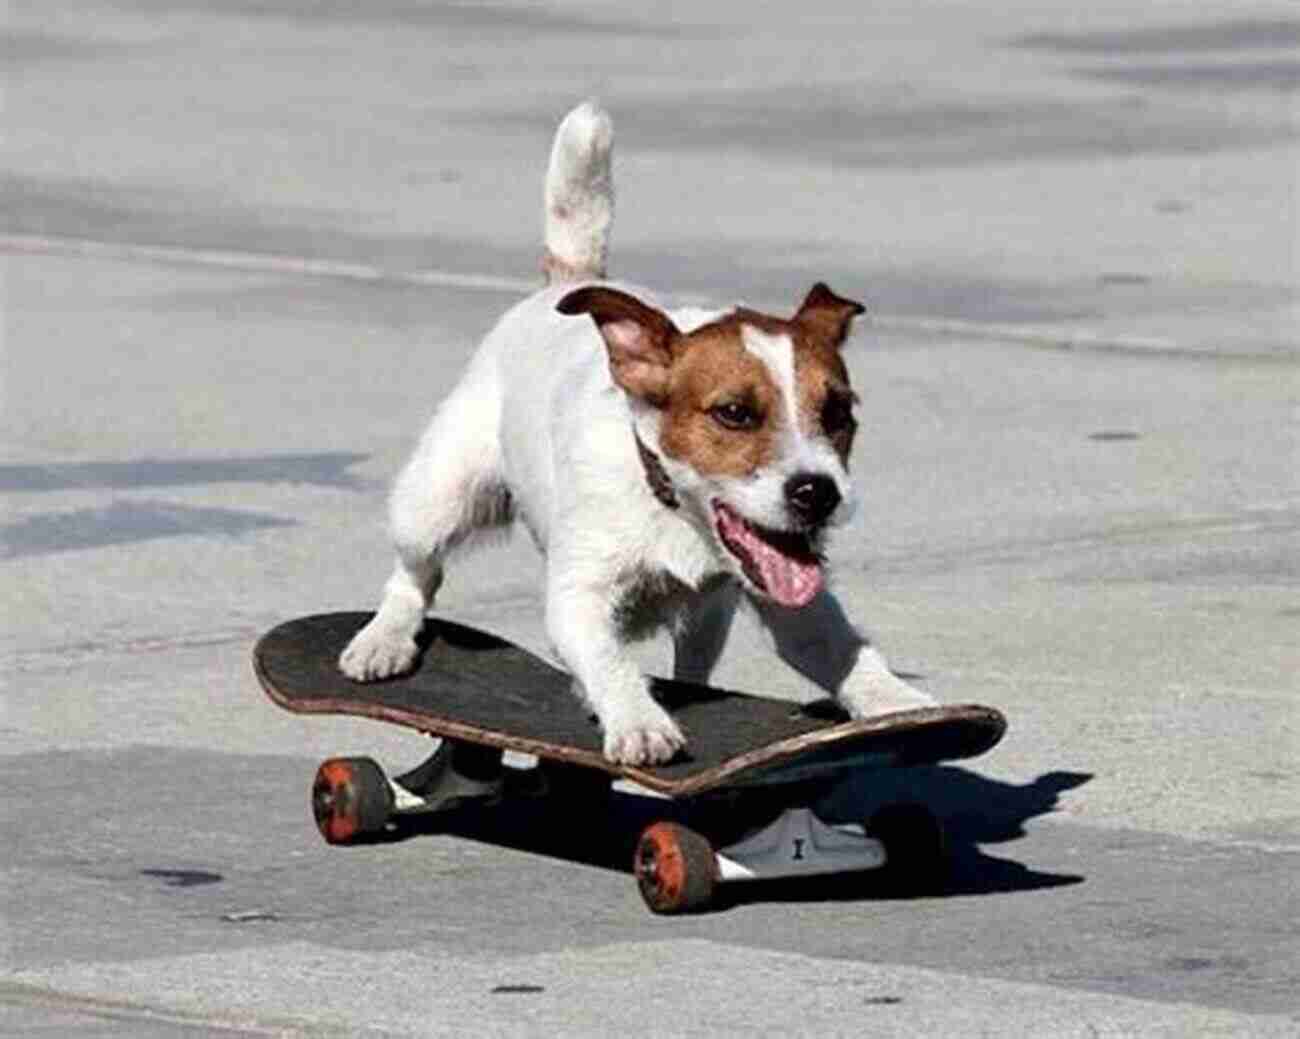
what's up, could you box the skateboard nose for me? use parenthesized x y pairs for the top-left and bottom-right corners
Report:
(784, 472), (841, 526)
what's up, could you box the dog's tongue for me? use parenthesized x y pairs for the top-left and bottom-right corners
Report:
(716, 505), (823, 608)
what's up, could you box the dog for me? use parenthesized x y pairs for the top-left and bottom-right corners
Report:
(339, 101), (936, 765)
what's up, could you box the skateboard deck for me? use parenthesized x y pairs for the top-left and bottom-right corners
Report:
(255, 612), (1005, 797)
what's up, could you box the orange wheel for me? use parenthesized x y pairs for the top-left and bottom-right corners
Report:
(634, 822), (717, 914)
(312, 757), (393, 845)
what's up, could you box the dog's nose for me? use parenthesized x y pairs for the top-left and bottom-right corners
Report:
(784, 473), (841, 526)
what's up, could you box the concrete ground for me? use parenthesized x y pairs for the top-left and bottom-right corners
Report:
(3, 1), (1297, 1035)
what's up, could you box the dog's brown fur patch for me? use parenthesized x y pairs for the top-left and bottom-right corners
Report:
(658, 317), (783, 476)
(657, 302), (861, 474)
(558, 283), (863, 475)
(656, 304), (858, 474)
(790, 282), (864, 464)
(793, 338), (856, 465)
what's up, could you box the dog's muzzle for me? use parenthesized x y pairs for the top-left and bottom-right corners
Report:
(784, 472), (841, 528)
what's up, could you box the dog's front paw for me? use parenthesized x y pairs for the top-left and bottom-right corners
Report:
(601, 701), (686, 766)
(338, 622), (420, 682)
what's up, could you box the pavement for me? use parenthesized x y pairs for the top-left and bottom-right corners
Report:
(3, 1), (1298, 1036)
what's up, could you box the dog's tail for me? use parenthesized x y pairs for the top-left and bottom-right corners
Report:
(542, 100), (614, 284)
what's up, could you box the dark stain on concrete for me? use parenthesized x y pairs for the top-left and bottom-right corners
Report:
(0, 454), (367, 493)
(1012, 18), (1300, 55)
(1, 500), (293, 558)
(103, 0), (708, 38)
(1078, 60), (1300, 93)
(481, 83), (1295, 167)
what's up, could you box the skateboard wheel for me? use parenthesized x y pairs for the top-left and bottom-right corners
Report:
(312, 757), (394, 845)
(634, 822), (717, 914)
(865, 803), (947, 892)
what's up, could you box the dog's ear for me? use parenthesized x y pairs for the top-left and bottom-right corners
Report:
(793, 283), (866, 348)
(557, 287), (681, 406)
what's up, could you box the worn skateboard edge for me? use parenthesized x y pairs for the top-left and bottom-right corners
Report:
(253, 619), (1005, 798)
(253, 641), (621, 767)
(683, 703), (1005, 796)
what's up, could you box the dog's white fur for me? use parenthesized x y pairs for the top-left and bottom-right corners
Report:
(340, 101), (935, 765)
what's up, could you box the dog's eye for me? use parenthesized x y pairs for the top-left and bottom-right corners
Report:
(821, 392), (856, 436)
(709, 400), (762, 431)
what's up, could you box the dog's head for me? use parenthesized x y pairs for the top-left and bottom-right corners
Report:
(557, 283), (864, 608)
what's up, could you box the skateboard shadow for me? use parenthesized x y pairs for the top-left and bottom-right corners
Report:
(385, 765), (1090, 909)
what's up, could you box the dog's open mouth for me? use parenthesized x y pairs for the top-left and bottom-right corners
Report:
(713, 501), (824, 608)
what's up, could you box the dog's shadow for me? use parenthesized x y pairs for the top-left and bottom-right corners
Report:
(384, 764), (1090, 909)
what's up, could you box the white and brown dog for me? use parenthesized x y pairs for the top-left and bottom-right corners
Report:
(340, 101), (935, 765)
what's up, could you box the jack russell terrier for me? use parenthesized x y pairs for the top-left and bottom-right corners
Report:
(340, 101), (935, 765)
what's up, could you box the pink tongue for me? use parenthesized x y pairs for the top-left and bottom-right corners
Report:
(718, 508), (823, 608)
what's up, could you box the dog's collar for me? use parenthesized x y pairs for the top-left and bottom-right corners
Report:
(633, 432), (679, 510)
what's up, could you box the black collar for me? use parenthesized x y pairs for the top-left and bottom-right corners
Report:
(633, 432), (678, 510)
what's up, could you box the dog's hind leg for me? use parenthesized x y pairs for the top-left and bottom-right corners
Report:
(340, 373), (511, 681)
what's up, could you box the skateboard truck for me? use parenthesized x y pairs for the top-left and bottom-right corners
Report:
(311, 741), (504, 842)
(633, 809), (888, 914)
(713, 808), (885, 881)
(390, 741), (506, 814)
(634, 794), (946, 913)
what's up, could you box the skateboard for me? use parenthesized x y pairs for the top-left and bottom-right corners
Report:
(255, 612), (1006, 913)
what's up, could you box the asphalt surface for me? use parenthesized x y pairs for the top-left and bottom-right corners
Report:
(3, 1), (1298, 1036)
